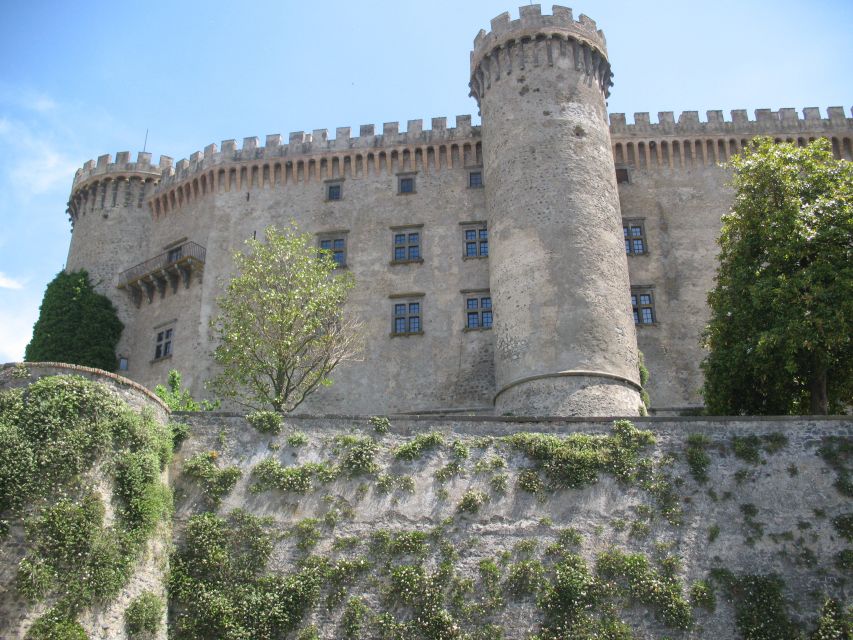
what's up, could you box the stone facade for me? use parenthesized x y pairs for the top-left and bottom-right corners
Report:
(63, 5), (853, 416)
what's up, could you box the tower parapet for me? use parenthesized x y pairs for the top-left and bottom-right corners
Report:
(474, 5), (642, 416)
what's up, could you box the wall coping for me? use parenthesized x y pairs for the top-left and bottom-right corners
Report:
(1, 362), (171, 413)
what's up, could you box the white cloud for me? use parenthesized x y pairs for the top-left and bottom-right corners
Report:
(0, 273), (24, 289)
(0, 306), (37, 362)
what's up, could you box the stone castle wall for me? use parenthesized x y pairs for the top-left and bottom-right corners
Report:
(170, 411), (853, 638)
(62, 3), (853, 416)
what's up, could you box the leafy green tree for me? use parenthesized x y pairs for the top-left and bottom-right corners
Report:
(25, 270), (123, 371)
(701, 138), (852, 415)
(154, 370), (219, 411)
(207, 225), (362, 412)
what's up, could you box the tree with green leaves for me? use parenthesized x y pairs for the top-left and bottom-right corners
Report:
(154, 370), (219, 411)
(207, 225), (362, 412)
(25, 270), (123, 371)
(701, 137), (852, 415)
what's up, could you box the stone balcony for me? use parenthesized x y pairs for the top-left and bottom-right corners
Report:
(118, 241), (206, 307)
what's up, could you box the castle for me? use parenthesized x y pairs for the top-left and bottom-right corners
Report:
(64, 5), (853, 417)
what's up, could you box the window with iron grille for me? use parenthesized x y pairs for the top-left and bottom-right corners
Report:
(623, 220), (647, 255)
(398, 174), (416, 194)
(326, 181), (343, 201)
(631, 288), (656, 325)
(468, 170), (483, 188)
(464, 293), (493, 330)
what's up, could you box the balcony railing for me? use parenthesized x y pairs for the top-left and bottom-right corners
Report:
(118, 241), (206, 306)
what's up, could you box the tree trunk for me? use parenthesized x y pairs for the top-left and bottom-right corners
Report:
(809, 362), (828, 415)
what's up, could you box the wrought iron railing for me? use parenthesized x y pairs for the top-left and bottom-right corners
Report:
(118, 241), (206, 288)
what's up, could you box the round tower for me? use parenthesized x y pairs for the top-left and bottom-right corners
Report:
(470, 5), (642, 416)
(65, 151), (168, 365)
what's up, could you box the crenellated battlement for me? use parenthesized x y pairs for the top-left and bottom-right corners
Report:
(72, 151), (171, 191)
(469, 5), (612, 108)
(156, 114), (479, 190)
(609, 106), (853, 136)
(472, 5), (606, 58)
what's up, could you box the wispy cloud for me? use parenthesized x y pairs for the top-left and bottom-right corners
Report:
(0, 273), (24, 289)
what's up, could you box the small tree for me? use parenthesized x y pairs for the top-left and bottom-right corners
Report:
(207, 225), (362, 412)
(701, 138), (852, 415)
(154, 370), (219, 411)
(25, 270), (123, 371)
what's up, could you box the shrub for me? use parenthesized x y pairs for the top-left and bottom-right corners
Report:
(183, 451), (242, 506)
(458, 489), (489, 513)
(686, 433), (711, 483)
(395, 431), (445, 460)
(338, 435), (379, 475)
(124, 591), (165, 636)
(246, 410), (283, 434)
(369, 415), (391, 434)
(25, 612), (89, 640)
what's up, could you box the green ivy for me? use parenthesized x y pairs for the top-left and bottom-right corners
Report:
(395, 431), (445, 460)
(710, 569), (800, 640)
(169, 510), (321, 639)
(246, 410), (283, 434)
(0, 376), (170, 623)
(505, 420), (655, 490)
(25, 611), (90, 640)
(686, 433), (712, 483)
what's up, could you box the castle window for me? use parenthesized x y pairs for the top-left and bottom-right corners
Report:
(463, 291), (493, 330)
(318, 231), (348, 268)
(623, 220), (647, 255)
(154, 327), (174, 360)
(118, 356), (129, 371)
(390, 294), (424, 336)
(468, 170), (483, 188)
(616, 167), (630, 184)
(461, 222), (488, 258)
(398, 173), (416, 195)
(326, 180), (343, 201)
(391, 225), (424, 264)
(631, 288), (656, 325)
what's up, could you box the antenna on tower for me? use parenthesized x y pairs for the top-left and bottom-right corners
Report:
(143, 129), (149, 153)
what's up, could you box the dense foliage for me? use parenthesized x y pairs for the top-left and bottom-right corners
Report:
(124, 591), (165, 637)
(208, 225), (362, 412)
(25, 270), (123, 371)
(168, 510), (323, 639)
(0, 376), (172, 632)
(701, 138), (853, 415)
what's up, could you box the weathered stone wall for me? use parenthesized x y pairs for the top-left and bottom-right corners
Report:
(171, 412), (853, 639)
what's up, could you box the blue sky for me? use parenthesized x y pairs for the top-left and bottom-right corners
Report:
(0, 0), (851, 362)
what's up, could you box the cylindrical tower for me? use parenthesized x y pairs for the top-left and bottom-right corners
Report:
(470, 5), (642, 416)
(66, 151), (168, 365)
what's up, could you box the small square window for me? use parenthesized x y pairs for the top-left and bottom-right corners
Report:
(616, 167), (630, 184)
(631, 288), (656, 325)
(154, 327), (174, 360)
(118, 357), (129, 371)
(623, 220), (647, 255)
(464, 293), (493, 330)
(468, 171), (483, 188)
(462, 224), (488, 258)
(318, 232), (348, 268)
(391, 297), (424, 336)
(398, 176), (415, 194)
(327, 183), (342, 201)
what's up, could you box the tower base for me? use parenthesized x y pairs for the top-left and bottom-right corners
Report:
(494, 372), (642, 417)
